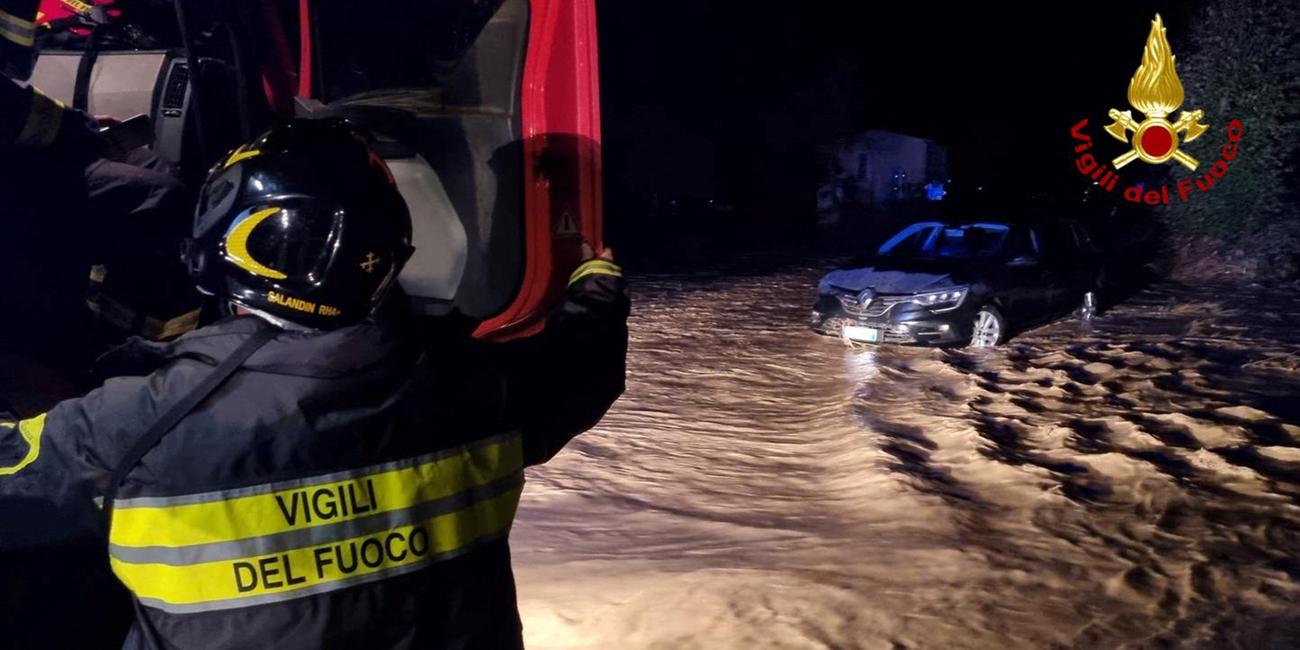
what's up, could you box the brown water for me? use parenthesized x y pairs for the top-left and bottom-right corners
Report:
(513, 266), (1300, 649)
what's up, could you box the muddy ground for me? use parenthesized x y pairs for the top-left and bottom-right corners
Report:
(513, 266), (1300, 649)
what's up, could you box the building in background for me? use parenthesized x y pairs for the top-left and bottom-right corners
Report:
(818, 130), (949, 216)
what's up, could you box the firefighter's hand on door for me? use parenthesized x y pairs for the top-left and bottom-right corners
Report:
(581, 241), (615, 263)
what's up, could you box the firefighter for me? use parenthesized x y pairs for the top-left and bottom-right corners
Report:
(1, 51), (103, 389)
(2, 17), (204, 387)
(0, 119), (629, 649)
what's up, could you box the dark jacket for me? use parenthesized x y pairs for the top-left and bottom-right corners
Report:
(0, 262), (628, 649)
(2, 77), (195, 381)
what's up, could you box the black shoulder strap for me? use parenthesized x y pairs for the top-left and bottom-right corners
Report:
(102, 327), (278, 515)
(73, 27), (101, 112)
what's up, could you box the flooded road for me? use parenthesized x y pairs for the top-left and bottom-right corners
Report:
(513, 264), (1300, 649)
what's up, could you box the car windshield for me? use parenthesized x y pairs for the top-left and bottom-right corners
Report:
(877, 222), (1011, 259)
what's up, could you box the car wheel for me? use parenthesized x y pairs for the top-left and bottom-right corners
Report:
(969, 305), (1005, 348)
(1077, 290), (1098, 321)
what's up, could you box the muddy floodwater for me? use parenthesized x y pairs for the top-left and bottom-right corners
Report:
(512, 264), (1300, 649)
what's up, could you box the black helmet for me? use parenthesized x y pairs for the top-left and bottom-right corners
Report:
(184, 119), (413, 330)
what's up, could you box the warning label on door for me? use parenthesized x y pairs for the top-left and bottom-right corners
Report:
(554, 210), (581, 237)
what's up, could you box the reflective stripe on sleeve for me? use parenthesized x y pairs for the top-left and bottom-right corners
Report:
(0, 414), (45, 476)
(569, 259), (623, 286)
(108, 432), (524, 612)
(15, 89), (65, 150)
(0, 9), (35, 47)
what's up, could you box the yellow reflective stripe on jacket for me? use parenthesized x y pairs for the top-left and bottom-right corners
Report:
(15, 89), (65, 150)
(0, 9), (35, 47)
(110, 486), (521, 613)
(110, 432), (523, 549)
(0, 414), (45, 476)
(569, 259), (623, 286)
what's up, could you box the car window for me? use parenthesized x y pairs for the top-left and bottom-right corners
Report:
(1041, 224), (1078, 256)
(877, 222), (941, 256)
(1069, 223), (1095, 250)
(879, 223), (1009, 259)
(1005, 228), (1039, 258)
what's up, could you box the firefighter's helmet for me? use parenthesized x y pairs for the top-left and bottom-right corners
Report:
(184, 119), (413, 330)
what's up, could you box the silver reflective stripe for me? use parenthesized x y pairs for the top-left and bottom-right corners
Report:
(113, 431), (520, 509)
(0, 10), (35, 47)
(0, 9), (34, 30)
(109, 472), (523, 566)
(133, 531), (509, 615)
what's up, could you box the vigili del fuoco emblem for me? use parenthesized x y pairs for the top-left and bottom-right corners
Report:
(1103, 14), (1208, 171)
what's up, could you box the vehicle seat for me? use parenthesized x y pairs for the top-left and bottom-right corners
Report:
(28, 49), (165, 120)
(315, 0), (527, 320)
(29, 48), (197, 172)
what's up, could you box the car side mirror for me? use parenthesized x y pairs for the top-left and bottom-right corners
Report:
(1008, 255), (1039, 267)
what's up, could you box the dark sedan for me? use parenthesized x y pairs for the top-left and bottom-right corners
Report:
(811, 220), (1103, 347)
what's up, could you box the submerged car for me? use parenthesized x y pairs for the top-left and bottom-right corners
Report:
(811, 220), (1103, 347)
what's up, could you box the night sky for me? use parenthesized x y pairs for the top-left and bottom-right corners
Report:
(597, 1), (1197, 242)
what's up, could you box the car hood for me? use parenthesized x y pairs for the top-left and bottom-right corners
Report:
(818, 257), (977, 295)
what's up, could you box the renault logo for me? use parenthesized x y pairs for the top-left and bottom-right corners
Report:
(857, 288), (875, 308)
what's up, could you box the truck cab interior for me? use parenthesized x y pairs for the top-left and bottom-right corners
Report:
(27, 0), (601, 339)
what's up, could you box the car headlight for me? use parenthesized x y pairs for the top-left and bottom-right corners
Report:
(911, 286), (968, 312)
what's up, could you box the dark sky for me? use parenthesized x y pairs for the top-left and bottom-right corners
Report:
(596, 1), (1197, 211)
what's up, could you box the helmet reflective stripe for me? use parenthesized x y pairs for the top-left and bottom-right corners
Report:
(223, 145), (262, 170)
(224, 207), (289, 280)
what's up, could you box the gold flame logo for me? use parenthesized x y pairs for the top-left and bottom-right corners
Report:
(1128, 15), (1183, 118)
(1103, 14), (1208, 170)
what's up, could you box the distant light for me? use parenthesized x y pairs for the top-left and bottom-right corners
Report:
(925, 181), (946, 201)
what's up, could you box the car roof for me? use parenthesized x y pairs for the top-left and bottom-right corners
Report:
(924, 216), (1085, 229)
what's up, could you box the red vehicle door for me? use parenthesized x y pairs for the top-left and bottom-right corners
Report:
(296, 0), (603, 341)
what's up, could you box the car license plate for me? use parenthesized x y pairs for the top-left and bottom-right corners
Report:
(842, 325), (879, 343)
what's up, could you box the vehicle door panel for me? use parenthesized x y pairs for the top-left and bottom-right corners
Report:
(1039, 224), (1088, 313)
(1000, 227), (1051, 324)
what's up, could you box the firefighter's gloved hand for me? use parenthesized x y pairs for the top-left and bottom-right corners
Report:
(572, 242), (621, 287)
(0, 76), (102, 163)
(580, 241), (616, 263)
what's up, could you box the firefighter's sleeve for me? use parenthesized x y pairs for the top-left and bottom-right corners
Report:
(1, 74), (99, 160)
(0, 385), (136, 549)
(495, 259), (629, 466)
